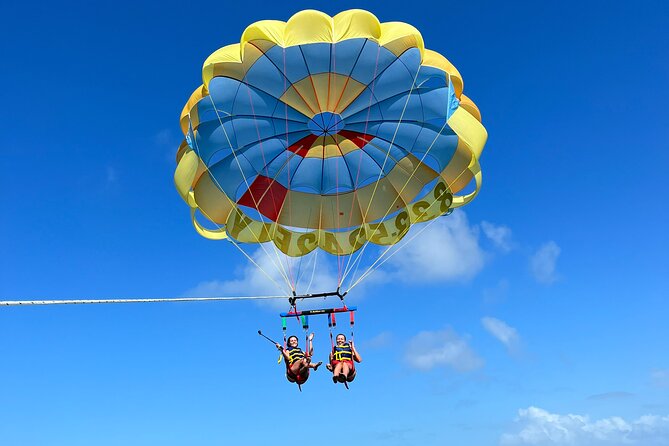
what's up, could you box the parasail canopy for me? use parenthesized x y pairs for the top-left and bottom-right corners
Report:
(175, 9), (487, 295)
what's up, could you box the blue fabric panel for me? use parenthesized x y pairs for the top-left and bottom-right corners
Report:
(299, 43), (332, 75)
(376, 93), (425, 122)
(411, 128), (459, 172)
(207, 77), (241, 115)
(322, 156), (354, 194)
(360, 139), (400, 175)
(230, 116), (276, 148)
(264, 45), (310, 84)
(342, 149), (382, 189)
(237, 137), (288, 174)
(231, 82), (280, 117)
(289, 158), (324, 193)
(244, 53), (291, 99)
(193, 120), (237, 164)
(349, 43), (397, 86)
(272, 101), (311, 122)
(209, 153), (257, 199)
(332, 39), (367, 76)
(264, 149), (305, 189)
(340, 88), (382, 120)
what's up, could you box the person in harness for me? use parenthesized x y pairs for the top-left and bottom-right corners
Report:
(328, 333), (362, 384)
(276, 334), (322, 385)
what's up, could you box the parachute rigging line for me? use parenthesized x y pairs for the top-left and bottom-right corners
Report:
(0, 295), (291, 306)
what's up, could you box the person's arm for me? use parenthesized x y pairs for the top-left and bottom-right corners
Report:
(276, 343), (290, 362)
(350, 340), (362, 363)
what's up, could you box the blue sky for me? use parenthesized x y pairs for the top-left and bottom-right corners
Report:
(1, 0), (668, 445)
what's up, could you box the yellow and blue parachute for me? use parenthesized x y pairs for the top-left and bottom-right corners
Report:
(175, 9), (487, 292)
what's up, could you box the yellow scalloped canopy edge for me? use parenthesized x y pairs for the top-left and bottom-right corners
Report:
(199, 9), (471, 91)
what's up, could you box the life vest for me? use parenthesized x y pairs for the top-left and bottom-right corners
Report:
(286, 346), (305, 365)
(333, 343), (353, 361)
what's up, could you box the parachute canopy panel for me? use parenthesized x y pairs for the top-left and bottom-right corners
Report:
(175, 9), (487, 258)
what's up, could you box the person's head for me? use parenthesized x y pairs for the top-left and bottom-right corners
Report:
(287, 336), (299, 348)
(336, 333), (347, 345)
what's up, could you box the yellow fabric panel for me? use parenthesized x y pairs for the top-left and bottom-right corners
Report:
(174, 148), (199, 208)
(317, 192), (364, 231)
(310, 73), (331, 111)
(335, 136), (361, 156)
(440, 139), (473, 193)
(191, 208), (229, 240)
(356, 176), (407, 223)
(333, 9), (382, 41)
(241, 20), (287, 49)
(422, 49), (463, 97)
(286, 76), (320, 115)
(458, 94), (482, 121)
(332, 77), (367, 113)
(202, 44), (241, 87)
(180, 86), (207, 134)
(278, 84), (316, 117)
(447, 106), (488, 159)
(385, 154), (438, 203)
(210, 43), (265, 84)
(303, 134), (359, 158)
(285, 10), (334, 45)
(193, 172), (235, 225)
(450, 155), (481, 208)
(378, 22), (424, 57)
(275, 193), (324, 228)
(409, 179), (453, 223)
(225, 208), (272, 243)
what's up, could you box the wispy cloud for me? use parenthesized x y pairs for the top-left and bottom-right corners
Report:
(651, 368), (669, 388)
(481, 221), (513, 252)
(403, 327), (483, 372)
(587, 391), (635, 401)
(183, 246), (339, 309)
(363, 331), (393, 349)
(501, 406), (669, 445)
(530, 241), (561, 284)
(481, 317), (520, 354)
(388, 210), (486, 283)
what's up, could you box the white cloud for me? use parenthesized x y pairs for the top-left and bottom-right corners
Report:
(183, 246), (339, 309)
(388, 210), (485, 283)
(501, 406), (669, 445)
(481, 317), (520, 353)
(404, 327), (483, 372)
(530, 241), (561, 284)
(481, 221), (513, 252)
(651, 369), (669, 388)
(363, 331), (393, 349)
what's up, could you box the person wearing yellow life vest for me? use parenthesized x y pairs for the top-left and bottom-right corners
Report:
(328, 333), (362, 384)
(276, 333), (322, 385)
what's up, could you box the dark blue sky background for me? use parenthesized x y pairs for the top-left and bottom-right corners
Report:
(2, 1), (668, 445)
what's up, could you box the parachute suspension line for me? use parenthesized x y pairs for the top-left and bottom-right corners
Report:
(205, 98), (295, 293)
(347, 212), (441, 292)
(342, 72), (455, 290)
(304, 248), (319, 295)
(340, 42), (382, 289)
(0, 295), (291, 306)
(340, 59), (424, 289)
(348, 162), (471, 292)
(185, 117), (292, 295)
(345, 75), (460, 292)
(242, 70), (298, 291)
